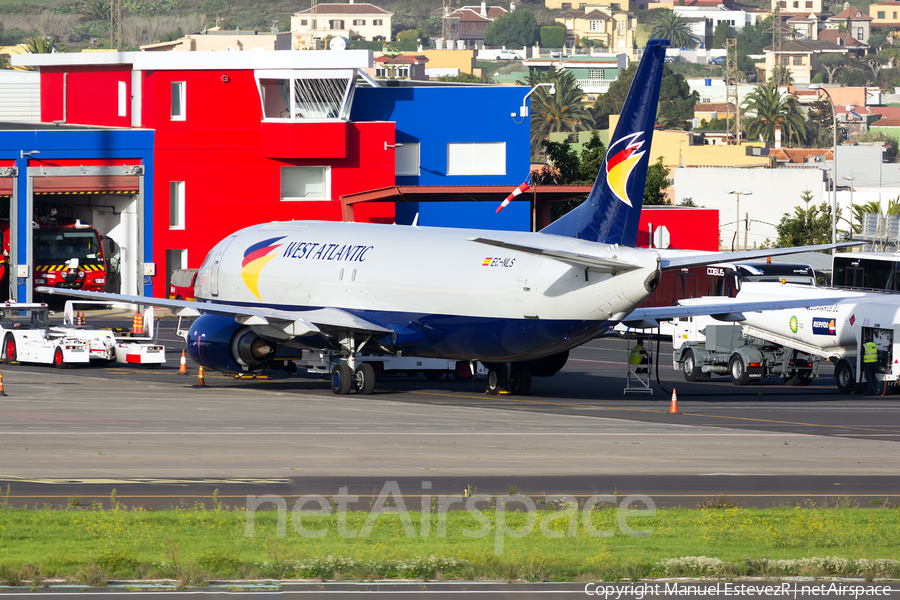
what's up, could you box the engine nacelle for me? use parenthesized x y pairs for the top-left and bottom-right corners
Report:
(187, 313), (277, 373)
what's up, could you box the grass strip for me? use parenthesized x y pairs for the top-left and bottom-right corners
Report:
(2, 500), (900, 584)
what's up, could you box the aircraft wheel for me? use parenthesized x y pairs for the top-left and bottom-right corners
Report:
(729, 354), (749, 386)
(509, 364), (532, 396)
(682, 349), (700, 382)
(354, 363), (376, 395)
(3, 334), (16, 364)
(53, 347), (69, 370)
(486, 365), (508, 395)
(835, 360), (855, 394)
(330, 363), (353, 395)
(453, 361), (473, 382)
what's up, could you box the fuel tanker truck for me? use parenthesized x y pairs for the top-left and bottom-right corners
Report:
(672, 281), (890, 392)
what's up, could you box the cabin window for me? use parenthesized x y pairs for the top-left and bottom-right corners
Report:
(395, 142), (420, 176)
(447, 142), (506, 176)
(170, 81), (185, 121)
(169, 181), (185, 229)
(281, 166), (329, 200)
(258, 73), (355, 121)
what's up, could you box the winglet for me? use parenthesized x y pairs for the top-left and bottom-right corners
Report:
(538, 39), (669, 246)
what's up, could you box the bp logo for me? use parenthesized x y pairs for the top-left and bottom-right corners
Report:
(789, 316), (799, 334)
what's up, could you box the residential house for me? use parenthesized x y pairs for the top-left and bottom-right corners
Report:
(771, 0), (824, 15)
(523, 54), (627, 98)
(546, 0), (643, 11)
(672, 6), (762, 40)
(442, 3), (508, 49)
(372, 54), (429, 80)
(823, 5), (872, 45)
(694, 102), (737, 124)
(870, 0), (900, 26)
(760, 39), (850, 84)
(553, 7), (638, 54)
(290, 3), (392, 49)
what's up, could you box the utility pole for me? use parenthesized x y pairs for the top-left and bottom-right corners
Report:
(110, 0), (122, 50)
(725, 38), (741, 145)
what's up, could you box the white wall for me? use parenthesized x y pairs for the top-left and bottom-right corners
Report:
(0, 71), (40, 123)
(673, 167), (831, 248)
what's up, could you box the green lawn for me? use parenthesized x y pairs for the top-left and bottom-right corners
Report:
(1, 503), (900, 584)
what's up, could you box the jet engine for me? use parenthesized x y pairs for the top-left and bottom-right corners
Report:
(187, 313), (277, 373)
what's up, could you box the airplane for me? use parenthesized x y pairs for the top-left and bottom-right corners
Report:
(37, 38), (855, 396)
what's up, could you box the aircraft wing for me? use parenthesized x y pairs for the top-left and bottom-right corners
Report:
(34, 287), (393, 337)
(658, 242), (859, 270)
(467, 237), (642, 273)
(622, 296), (851, 327)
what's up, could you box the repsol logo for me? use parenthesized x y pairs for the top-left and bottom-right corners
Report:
(812, 317), (836, 336)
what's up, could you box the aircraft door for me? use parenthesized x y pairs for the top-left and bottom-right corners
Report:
(209, 235), (235, 297)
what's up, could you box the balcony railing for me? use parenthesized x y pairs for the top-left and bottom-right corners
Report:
(576, 79), (613, 93)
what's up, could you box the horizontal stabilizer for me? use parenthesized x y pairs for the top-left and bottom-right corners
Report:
(624, 296), (852, 323)
(468, 237), (642, 273)
(659, 242), (860, 270)
(35, 287), (392, 337)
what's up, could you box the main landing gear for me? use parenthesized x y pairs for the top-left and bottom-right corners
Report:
(330, 362), (377, 395)
(484, 362), (532, 396)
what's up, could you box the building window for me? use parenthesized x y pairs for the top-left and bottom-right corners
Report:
(779, 1), (786, 7)
(857, 26), (863, 39)
(447, 143), (506, 176)
(589, 69), (604, 79)
(352, 19), (365, 25)
(301, 19), (308, 25)
(281, 166), (329, 200)
(618, 19), (626, 30)
(805, 1), (812, 7)
(259, 75), (355, 120)
(793, 55), (802, 65)
(610, 3), (620, 9)
(589, 20), (602, 30)
(329, 20), (344, 29)
(561, 2), (571, 8)
(395, 142), (420, 176)
(373, 19), (383, 25)
(117, 80), (127, 118)
(170, 81), (185, 121)
(894, 11), (898, 18)
(169, 181), (185, 229)
(792, 1), (798, 7)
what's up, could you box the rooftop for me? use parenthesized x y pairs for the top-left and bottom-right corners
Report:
(294, 3), (391, 15)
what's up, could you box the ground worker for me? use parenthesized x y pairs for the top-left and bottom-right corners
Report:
(863, 339), (880, 395)
(629, 339), (649, 374)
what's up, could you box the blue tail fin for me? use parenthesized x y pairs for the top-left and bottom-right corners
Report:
(539, 39), (669, 247)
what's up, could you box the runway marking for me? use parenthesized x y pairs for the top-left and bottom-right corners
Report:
(416, 392), (900, 435)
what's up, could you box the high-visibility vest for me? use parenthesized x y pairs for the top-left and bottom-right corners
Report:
(629, 345), (644, 365)
(863, 341), (879, 364)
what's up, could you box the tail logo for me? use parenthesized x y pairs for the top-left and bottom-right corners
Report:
(241, 236), (286, 300)
(605, 131), (646, 208)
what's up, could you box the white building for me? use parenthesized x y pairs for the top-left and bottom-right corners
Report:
(291, 2), (393, 49)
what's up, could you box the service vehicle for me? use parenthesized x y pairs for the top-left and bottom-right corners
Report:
(672, 263), (824, 385)
(169, 268), (198, 300)
(0, 302), (90, 368)
(56, 301), (166, 367)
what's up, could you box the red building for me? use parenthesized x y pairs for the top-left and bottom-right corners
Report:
(19, 50), (397, 297)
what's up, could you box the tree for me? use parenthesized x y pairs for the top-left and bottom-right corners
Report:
(768, 64), (794, 87)
(644, 156), (670, 206)
(522, 69), (595, 156)
(805, 98), (834, 147)
(742, 84), (806, 146)
(25, 35), (66, 54)
(712, 21), (732, 49)
(483, 8), (539, 49)
(589, 63), (698, 130)
(78, 0), (111, 23)
(770, 190), (837, 247)
(532, 132), (606, 219)
(649, 11), (699, 49)
(540, 25), (566, 48)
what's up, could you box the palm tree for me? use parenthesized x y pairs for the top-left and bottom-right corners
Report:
(649, 11), (699, 49)
(25, 35), (67, 54)
(741, 84), (807, 146)
(520, 69), (595, 158)
(78, 0), (111, 23)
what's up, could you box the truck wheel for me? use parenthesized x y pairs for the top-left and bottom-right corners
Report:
(53, 347), (69, 370)
(509, 364), (532, 396)
(729, 354), (750, 386)
(682, 349), (700, 382)
(785, 373), (803, 386)
(835, 360), (855, 394)
(354, 363), (376, 395)
(3, 334), (16, 363)
(486, 365), (508, 395)
(330, 363), (353, 395)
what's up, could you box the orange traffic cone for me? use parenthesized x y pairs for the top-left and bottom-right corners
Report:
(669, 388), (679, 414)
(178, 350), (189, 375)
(193, 366), (208, 388)
(131, 310), (143, 335)
(0, 372), (7, 397)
